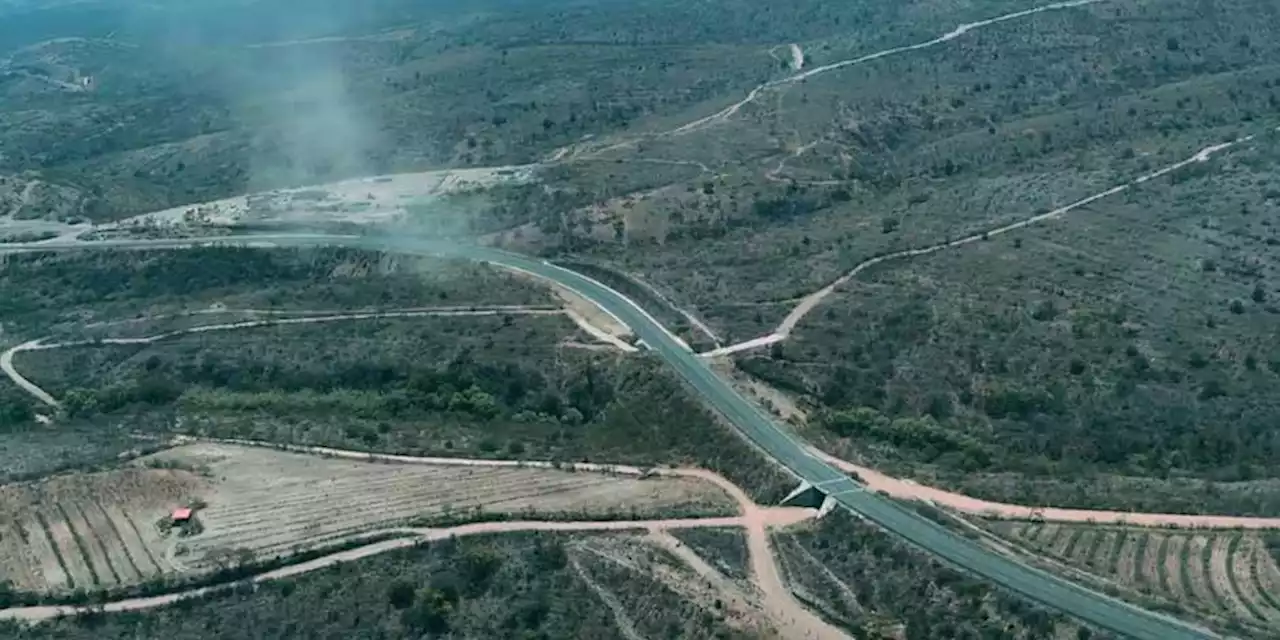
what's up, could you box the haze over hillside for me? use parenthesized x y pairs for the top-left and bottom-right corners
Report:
(1, 0), (1279, 637)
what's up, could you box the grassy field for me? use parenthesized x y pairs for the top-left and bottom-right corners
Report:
(984, 520), (1280, 637)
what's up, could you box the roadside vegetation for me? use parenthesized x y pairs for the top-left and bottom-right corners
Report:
(762, 136), (1280, 516)
(774, 511), (1113, 639)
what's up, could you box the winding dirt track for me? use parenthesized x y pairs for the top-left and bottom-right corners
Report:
(705, 131), (1271, 357)
(549, 0), (1104, 162)
(669, 0), (1103, 137)
(0, 438), (836, 635)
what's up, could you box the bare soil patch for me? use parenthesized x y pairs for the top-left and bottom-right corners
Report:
(0, 442), (739, 595)
(1231, 537), (1277, 625)
(1243, 538), (1280, 620)
(1050, 525), (1077, 557)
(0, 469), (206, 593)
(1066, 528), (1094, 563)
(115, 165), (535, 231)
(147, 442), (735, 574)
(1114, 531), (1140, 586)
(1208, 535), (1254, 621)
(1163, 535), (1188, 600)
(1138, 533), (1163, 592)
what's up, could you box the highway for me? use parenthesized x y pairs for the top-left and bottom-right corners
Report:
(4, 234), (1214, 640)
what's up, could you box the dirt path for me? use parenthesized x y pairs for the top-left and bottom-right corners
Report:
(569, 553), (650, 640)
(549, 0), (1102, 163)
(710, 131), (1269, 355)
(645, 530), (778, 635)
(0, 306), (592, 409)
(813, 448), (1280, 529)
(669, 0), (1102, 136)
(0, 339), (59, 407)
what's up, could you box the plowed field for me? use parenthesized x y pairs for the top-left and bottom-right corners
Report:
(0, 468), (204, 592)
(0, 442), (735, 592)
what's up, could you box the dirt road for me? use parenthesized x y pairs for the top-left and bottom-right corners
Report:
(547, 0), (1103, 163)
(0, 339), (58, 407)
(813, 448), (1280, 530)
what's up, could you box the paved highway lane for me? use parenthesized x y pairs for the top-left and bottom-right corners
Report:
(4, 235), (1215, 639)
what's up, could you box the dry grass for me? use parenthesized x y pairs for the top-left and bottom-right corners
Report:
(988, 520), (1280, 636)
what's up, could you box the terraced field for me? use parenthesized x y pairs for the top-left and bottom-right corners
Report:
(0, 442), (736, 593)
(0, 469), (202, 592)
(988, 521), (1280, 636)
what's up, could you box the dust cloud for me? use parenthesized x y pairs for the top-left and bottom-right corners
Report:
(114, 0), (388, 192)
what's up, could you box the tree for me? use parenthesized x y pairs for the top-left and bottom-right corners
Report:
(882, 217), (900, 234)
(1252, 283), (1266, 303)
(388, 580), (416, 610)
(403, 588), (453, 634)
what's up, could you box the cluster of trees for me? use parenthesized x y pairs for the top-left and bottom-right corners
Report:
(820, 407), (990, 471)
(35, 315), (792, 502)
(0, 533), (726, 639)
